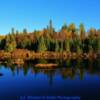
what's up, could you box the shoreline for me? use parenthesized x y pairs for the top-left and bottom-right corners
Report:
(0, 49), (99, 60)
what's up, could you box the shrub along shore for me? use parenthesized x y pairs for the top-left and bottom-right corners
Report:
(0, 49), (99, 66)
(0, 49), (99, 60)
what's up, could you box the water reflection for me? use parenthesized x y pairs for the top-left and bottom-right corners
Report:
(0, 59), (100, 100)
(0, 59), (100, 85)
(0, 73), (3, 76)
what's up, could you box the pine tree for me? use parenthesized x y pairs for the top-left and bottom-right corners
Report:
(60, 41), (64, 52)
(47, 19), (54, 35)
(79, 23), (85, 40)
(5, 34), (16, 52)
(55, 39), (59, 52)
(38, 36), (47, 52)
(65, 39), (70, 52)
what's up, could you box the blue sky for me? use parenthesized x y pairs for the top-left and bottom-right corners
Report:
(0, 0), (100, 34)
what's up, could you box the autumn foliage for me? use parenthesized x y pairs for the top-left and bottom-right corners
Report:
(0, 20), (100, 55)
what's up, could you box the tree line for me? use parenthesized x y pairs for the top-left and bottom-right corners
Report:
(0, 20), (100, 54)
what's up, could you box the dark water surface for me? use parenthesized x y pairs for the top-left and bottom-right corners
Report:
(0, 59), (100, 100)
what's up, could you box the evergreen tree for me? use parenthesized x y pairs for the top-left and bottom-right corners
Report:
(61, 23), (67, 30)
(23, 28), (27, 34)
(65, 39), (70, 52)
(60, 41), (64, 52)
(55, 39), (59, 52)
(79, 23), (85, 40)
(38, 36), (47, 52)
(5, 34), (16, 52)
(47, 19), (54, 35)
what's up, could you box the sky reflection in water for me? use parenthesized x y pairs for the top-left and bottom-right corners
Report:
(0, 59), (100, 100)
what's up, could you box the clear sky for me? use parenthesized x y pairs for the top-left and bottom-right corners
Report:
(0, 0), (100, 34)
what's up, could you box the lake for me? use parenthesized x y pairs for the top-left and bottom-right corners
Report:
(0, 59), (100, 100)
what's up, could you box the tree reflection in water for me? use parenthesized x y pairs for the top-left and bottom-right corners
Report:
(0, 58), (100, 85)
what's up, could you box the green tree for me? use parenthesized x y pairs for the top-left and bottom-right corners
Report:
(45, 36), (50, 51)
(23, 28), (27, 34)
(79, 23), (85, 40)
(68, 23), (77, 40)
(11, 28), (15, 34)
(47, 19), (54, 35)
(16, 30), (19, 35)
(88, 28), (96, 52)
(61, 23), (67, 30)
(55, 39), (59, 52)
(38, 36), (47, 52)
(65, 39), (70, 52)
(5, 34), (16, 52)
(89, 34), (100, 53)
(68, 23), (76, 33)
(60, 41), (64, 52)
(49, 19), (53, 34)
(0, 38), (5, 50)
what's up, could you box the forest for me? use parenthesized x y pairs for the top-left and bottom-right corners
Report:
(0, 20), (100, 60)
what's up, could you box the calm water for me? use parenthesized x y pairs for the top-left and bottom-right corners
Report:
(0, 59), (100, 100)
